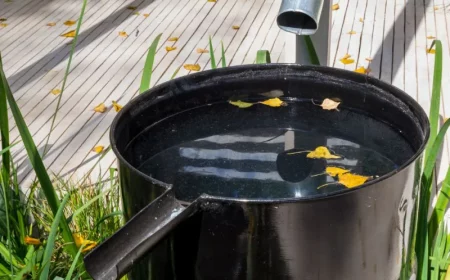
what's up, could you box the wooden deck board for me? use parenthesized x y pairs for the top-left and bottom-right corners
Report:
(1, 0), (449, 185)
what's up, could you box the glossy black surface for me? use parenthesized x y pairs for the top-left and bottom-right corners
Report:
(84, 64), (429, 280)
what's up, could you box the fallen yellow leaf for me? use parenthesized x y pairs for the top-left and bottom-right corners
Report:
(332, 3), (339, 10)
(232, 25), (240, 30)
(94, 103), (107, 113)
(51, 89), (61, 95)
(427, 48), (436, 54)
(166, 46), (177, 52)
(92, 146), (104, 153)
(354, 66), (370, 74)
(307, 146), (341, 159)
(143, 13), (150, 18)
(338, 173), (370, 188)
(168, 37), (179, 42)
(229, 100), (253, 108)
(259, 98), (286, 107)
(427, 35), (436, 39)
(314, 98), (340, 110)
(347, 30), (356, 35)
(342, 53), (351, 59)
(184, 64), (201, 71)
(196, 48), (209, 53)
(359, 17), (364, 22)
(46, 22), (56, 27)
(365, 57), (373, 62)
(64, 20), (76, 26)
(119, 31), (128, 38)
(326, 166), (350, 177)
(207, 0), (217, 2)
(112, 100), (123, 112)
(0, 18), (6, 22)
(24, 236), (41, 245)
(340, 57), (355, 65)
(133, 12), (140, 15)
(0, 23), (8, 28)
(127, 6), (137, 10)
(434, 6), (439, 10)
(61, 30), (75, 38)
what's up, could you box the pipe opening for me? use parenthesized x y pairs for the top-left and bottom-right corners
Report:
(277, 12), (317, 35)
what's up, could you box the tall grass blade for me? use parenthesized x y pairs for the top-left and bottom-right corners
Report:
(430, 221), (445, 280)
(171, 66), (181, 80)
(140, 33), (162, 93)
(43, 0), (88, 156)
(0, 173), (13, 274)
(67, 190), (105, 223)
(221, 41), (226, 68)
(0, 59), (10, 183)
(427, 40), (443, 157)
(429, 168), (450, 242)
(209, 36), (217, 69)
(65, 245), (84, 280)
(303, 36), (320, 65)
(40, 193), (71, 280)
(256, 50), (271, 64)
(0, 54), (78, 258)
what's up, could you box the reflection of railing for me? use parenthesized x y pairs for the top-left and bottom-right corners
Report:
(277, 0), (331, 65)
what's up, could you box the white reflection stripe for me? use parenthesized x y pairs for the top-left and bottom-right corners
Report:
(179, 148), (278, 161)
(182, 166), (284, 181)
(196, 135), (285, 144)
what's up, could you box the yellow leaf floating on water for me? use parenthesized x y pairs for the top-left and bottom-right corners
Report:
(165, 46), (177, 52)
(427, 35), (436, 39)
(184, 64), (201, 71)
(168, 37), (178, 42)
(0, 23), (8, 28)
(143, 13), (150, 18)
(94, 103), (107, 113)
(326, 166), (350, 177)
(259, 98), (286, 107)
(47, 22), (56, 27)
(232, 25), (240, 30)
(61, 30), (75, 38)
(332, 3), (339, 10)
(347, 30), (356, 35)
(64, 20), (76, 26)
(196, 48), (209, 53)
(119, 31), (128, 38)
(92, 146), (104, 153)
(112, 100), (123, 112)
(307, 146), (341, 159)
(338, 173), (370, 188)
(315, 98), (340, 110)
(427, 48), (436, 54)
(24, 236), (41, 245)
(73, 233), (97, 253)
(355, 66), (370, 74)
(229, 100), (254, 108)
(51, 89), (61, 95)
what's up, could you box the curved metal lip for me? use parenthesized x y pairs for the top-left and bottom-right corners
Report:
(110, 63), (430, 204)
(277, 9), (318, 35)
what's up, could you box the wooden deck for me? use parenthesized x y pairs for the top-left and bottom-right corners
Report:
(0, 0), (449, 185)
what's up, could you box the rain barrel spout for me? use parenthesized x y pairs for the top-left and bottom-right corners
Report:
(277, 0), (324, 35)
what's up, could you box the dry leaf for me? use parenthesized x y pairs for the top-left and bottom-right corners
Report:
(338, 173), (370, 188)
(46, 22), (56, 27)
(359, 17), (364, 22)
(232, 25), (240, 30)
(61, 30), (75, 38)
(365, 57), (373, 62)
(332, 3), (339, 10)
(347, 30), (356, 35)
(307, 146), (341, 159)
(207, 0), (217, 2)
(354, 66), (370, 74)
(427, 48), (436, 54)
(184, 64), (201, 71)
(259, 98), (286, 107)
(51, 89), (61, 95)
(168, 37), (178, 42)
(427, 35), (436, 39)
(326, 166), (350, 177)
(342, 53), (351, 59)
(92, 146), (104, 153)
(143, 13), (150, 18)
(133, 12), (140, 15)
(0, 23), (8, 28)
(196, 48), (209, 53)
(166, 46), (177, 52)
(64, 20), (76, 26)
(314, 98), (340, 110)
(24, 236), (41, 245)
(434, 6), (439, 10)
(119, 31), (128, 38)
(229, 100), (254, 108)
(127, 6), (137, 10)
(94, 103), (107, 113)
(0, 18), (6, 22)
(340, 56), (355, 65)
(112, 100), (123, 112)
